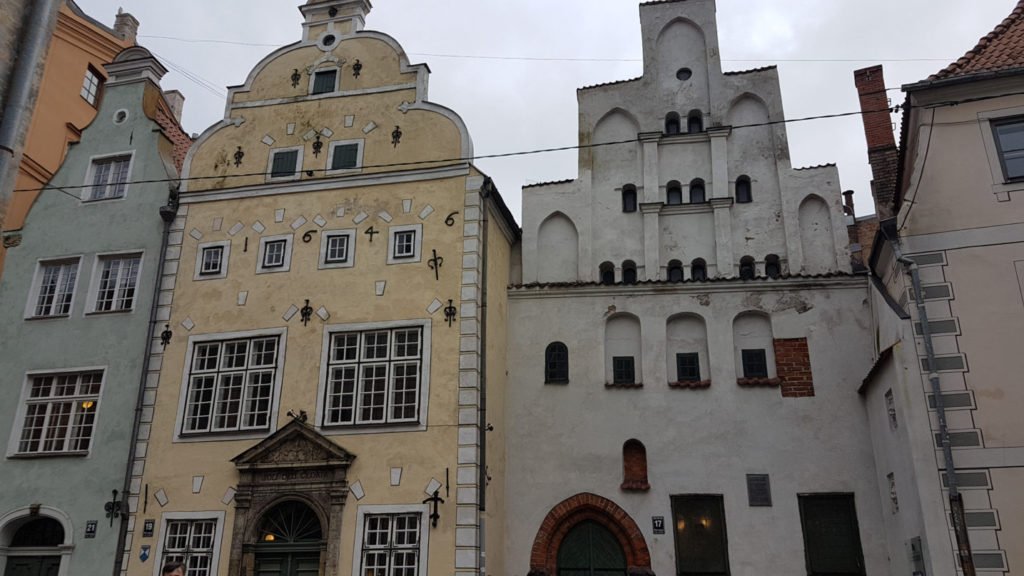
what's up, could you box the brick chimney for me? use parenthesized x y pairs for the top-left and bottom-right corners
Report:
(114, 8), (139, 45)
(163, 90), (185, 123)
(854, 65), (899, 218)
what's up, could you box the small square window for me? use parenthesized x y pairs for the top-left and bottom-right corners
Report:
(257, 235), (292, 273)
(992, 118), (1024, 181)
(612, 356), (635, 384)
(269, 149), (300, 179)
(312, 69), (337, 95)
(394, 231), (415, 258)
(331, 143), (361, 171)
(319, 230), (355, 269)
(326, 235), (349, 263)
(200, 246), (224, 275)
(676, 353), (701, 382)
(81, 67), (102, 106)
(741, 349), (768, 379)
(86, 154), (132, 201)
(263, 240), (286, 268)
(387, 225), (422, 264)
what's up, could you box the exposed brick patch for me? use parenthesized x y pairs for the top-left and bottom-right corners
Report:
(621, 440), (649, 492)
(529, 493), (653, 576)
(736, 377), (782, 387)
(774, 338), (815, 398)
(669, 379), (711, 389)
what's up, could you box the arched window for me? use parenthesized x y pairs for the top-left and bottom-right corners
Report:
(622, 439), (650, 490)
(666, 180), (683, 205)
(667, 260), (684, 283)
(545, 342), (569, 384)
(740, 256), (756, 280)
(689, 178), (706, 203)
(10, 518), (65, 547)
(622, 184), (638, 213)
(622, 260), (637, 284)
(687, 110), (703, 133)
(599, 262), (615, 285)
(765, 254), (781, 279)
(665, 112), (681, 135)
(691, 258), (707, 281)
(736, 175), (752, 203)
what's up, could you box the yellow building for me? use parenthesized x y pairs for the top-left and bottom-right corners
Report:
(120, 1), (517, 575)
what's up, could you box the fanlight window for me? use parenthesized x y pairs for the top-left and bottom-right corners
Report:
(10, 518), (64, 547)
(258, 501), (323, 544)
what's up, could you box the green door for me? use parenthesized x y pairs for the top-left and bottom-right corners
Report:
(556, 522), (626, 576)
(254, 552), (320, 576)
(4, 557), (61, 576)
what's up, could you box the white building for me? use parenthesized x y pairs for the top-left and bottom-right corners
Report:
(503, 1), (889, 575)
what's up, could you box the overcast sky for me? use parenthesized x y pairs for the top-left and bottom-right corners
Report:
(78, 0), (1016, 221)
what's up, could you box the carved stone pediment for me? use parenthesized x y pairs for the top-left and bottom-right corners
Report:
(232, 419), (354, 471)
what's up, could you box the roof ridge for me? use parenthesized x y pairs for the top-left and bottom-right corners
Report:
(929, 0), (1024, 80)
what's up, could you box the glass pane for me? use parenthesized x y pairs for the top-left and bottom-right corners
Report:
(271, 150), (298, 178)
(672, 496), (729, 574)
(312, 70), (337, 95)
(996, 121), (1024, 152)
(332, 144), (359, 169)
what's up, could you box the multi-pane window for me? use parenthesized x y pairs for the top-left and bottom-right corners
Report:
(612, 356), (635, 385)
(162, 519), (217, 576)
(87, 155), (131, 201)
(324, 327), (423, 426)
(17, 371), (102, 454)
(360, 513), (422, 576)
(80, 67), (102, 105)
(93, 255), (140, 312)
(992, 118), (1024, 180)
(263, 240), (287, 268)
(200, 246), (224, 276)
(326, 234), (350, 264)
(798, 494), (865, 576)
(182, 336), (279, 434)
(671, 495), (730, 575)
(544, 342), (569, 384)
(676, 352), (701, 382)
(741, 349), (768, 379)
(312, 69), (337, 95)
(393, 231), (416, 259)
(31, 259), (79, 317)
(331, 143), (360, 170)
(270, 149), (299, 178)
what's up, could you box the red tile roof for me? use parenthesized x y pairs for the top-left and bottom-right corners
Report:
(931, 0), (1024, 80)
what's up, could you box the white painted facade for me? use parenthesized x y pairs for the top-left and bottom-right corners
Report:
(504, 1), (887, 575)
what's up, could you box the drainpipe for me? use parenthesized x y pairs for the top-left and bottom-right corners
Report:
(0, 0), (61, 226)
(891, 238), (975, 576)
(477, 178), (493, 573)
(113, 192), (177, 576)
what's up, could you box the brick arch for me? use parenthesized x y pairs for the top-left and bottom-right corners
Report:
(528, 493), (654, 576)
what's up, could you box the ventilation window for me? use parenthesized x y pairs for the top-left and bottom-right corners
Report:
(689, 179), (706, 203)
(667, 181), (683, 205)
(676, 68), (692, 81)
(545, 342), (569, 384)
(322, 34), (336, 47)
(600, 262), (615, 285)
(312, 69), (337, 95)
(622, 261), (637, 284)
(739, 256), (756, 280)
(736, 175), (752, 203)
(665, 112), (681, 135)
(765, 255), (781, 279)
(691, 258), (707, 281)
(667, 260), (683, 283)
(622, 185), (638, 213)
(687, 110), (703, 133)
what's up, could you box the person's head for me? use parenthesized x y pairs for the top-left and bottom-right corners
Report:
(161, 562), (186, 576)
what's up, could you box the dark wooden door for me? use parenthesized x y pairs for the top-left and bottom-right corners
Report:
(4, 556), (61, 576)
(254, 552), (320, 576)
(556, 522), (626, 576)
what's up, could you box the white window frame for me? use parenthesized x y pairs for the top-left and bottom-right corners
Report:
(978, 106), (1024, 199)
(308, 66), (340, 95)
(266, 146), (303, 182)
(351, 505), (430, 576)
(24, 256), (83, 320)
(387, 224), (423, 265)
(194, 241), (231, 280)
(256, 234), (294, 274)
(81, 66), (102, 105)
(81, 151), (134, 202)
(316, 319), (431, 434)
(86, 251), (144, 314)
(319, 229), (356, 270)
(174, 328), (287, 443)
(152, 511), (226, 576)
(326, 139), (365, 175)
(7, 366), (107, 457)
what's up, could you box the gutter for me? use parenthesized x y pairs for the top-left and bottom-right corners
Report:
(113, 193), (177, 576)
(477, 178), (493, 570)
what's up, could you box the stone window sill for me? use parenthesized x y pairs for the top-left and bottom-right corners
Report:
(737, 377), (782, 387)
(621, 481), (650, 492)
(605, 382), (643, 389)
(669, 380), (711, 389)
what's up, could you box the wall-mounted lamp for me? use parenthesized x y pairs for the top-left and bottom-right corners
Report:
(422, 489), (444, 528)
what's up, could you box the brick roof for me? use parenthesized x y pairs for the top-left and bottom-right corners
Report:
(931, 0), (1024, 80)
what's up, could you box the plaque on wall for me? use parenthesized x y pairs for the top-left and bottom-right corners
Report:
(143, 519), (155, 538)
(85, 520), (97, 539)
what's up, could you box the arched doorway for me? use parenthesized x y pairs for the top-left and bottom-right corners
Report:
(556, 521), (626, 576)
(4, 517), (64, 576)
(252, 501), (324, 576)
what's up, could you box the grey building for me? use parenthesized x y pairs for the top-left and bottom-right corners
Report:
(0, 47), (189, 576)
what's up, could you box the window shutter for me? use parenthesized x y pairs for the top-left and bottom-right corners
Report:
(312, 70), (337, 94)
(271, 150), (299, 178)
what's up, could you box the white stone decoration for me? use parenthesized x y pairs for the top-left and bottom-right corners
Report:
(378, 210), (393, 223)
(154, 489), (169, 506)
(321, 127), (334, 138)
(261, 135), (275, 146)
(427, 298), (443, 314)
(286, 123), (295, 135)
(362, 121), (377, 134)
(228, 222), (245, 236)
(351, 481), (365, 500)
(212, 218), (223, 231)
(344, 115), (355, 127)
(403, 199), (413, 213)
(425, 478), (442, 495)
(192, 476), (204, 494)
(303, 129), (318, 141)
(291, 216), (307, 230)
(252, 221), (266, 234)
(275, 209), (285, 223)
(418, 205), (434, 220)
(390, 468), (402, 486)
(335, 206), (346, 218)
(398, 101), (411, 114)
(221, 487), (236, 505)
(181, 317), (195, 331)
(282, 305), (299, 322)
(316, 306), (330, 321)
(353, 211), (368, 224)
(237, 292), (248, 306)
(375, 281), (386, 296)
(313, 214), (327, 227)
(189, 228), (203, 240)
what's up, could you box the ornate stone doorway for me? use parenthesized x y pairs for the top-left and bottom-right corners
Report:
(228, 420), (354, 576)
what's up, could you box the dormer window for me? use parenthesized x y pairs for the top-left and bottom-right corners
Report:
(312, 69), (338, 95)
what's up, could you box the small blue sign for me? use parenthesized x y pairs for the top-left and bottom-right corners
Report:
(139, 545), (151, 563)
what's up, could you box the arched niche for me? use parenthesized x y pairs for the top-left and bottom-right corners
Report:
(621, 440), (650, 491)
(537, 212), (579, 283)
(592, 109), (640, 185)
(798, 195), (837, 274)
(666, 313), (709, 384)
(727, 94), (773, 153)
(655, 18), (708, 96)
(605, 314), (642, 385)
(732, 312), (776, 381)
